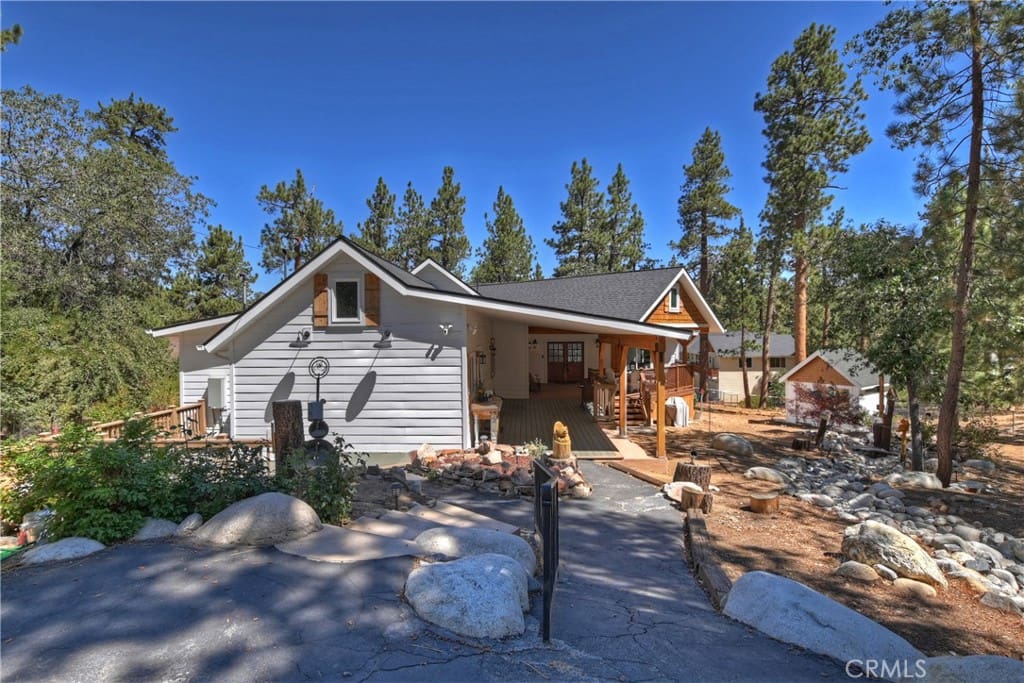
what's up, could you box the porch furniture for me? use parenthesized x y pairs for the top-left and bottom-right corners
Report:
(470, 397), (503, 445)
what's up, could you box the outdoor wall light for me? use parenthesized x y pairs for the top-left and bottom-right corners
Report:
(290, 328), (312, 348)
(373, 329), (393, 350)
(439, 323), (454, 335)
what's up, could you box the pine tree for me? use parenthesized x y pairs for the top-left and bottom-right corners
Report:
(193, 225), (257, 317)
(428, 166), (471, 277)
(546, 158), (606, 277)
(711, 219), (761, 406)
(851, 0), (1024, 487)
(1, 24), (23, 51)
(603, 164), (648, 272)
(673, 128), (740, 397)
(352, 177), (396, 259)
(470, 186), (537, 284)
(755, 23), (870, 363)
(257, 169), (343, 277)
(393, 181), (432, 270)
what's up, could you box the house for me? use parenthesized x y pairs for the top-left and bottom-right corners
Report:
(150, 237), (722, 457)
(686, 332), (796, 402)
(777, 349), (888, 427)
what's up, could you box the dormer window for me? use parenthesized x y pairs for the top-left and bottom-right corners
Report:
(331, 279), (363, 324)
(668, 286), (680, 312)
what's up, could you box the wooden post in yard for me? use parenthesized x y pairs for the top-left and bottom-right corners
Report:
(272, 400), (304, 476)
(655, 337), (666, 458)
(617, 344), (628, 438)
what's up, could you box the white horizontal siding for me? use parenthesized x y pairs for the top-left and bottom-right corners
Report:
(229, 260), (468, 452)
(178, 329), (232, 434)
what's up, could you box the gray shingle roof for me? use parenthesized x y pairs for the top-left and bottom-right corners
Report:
(690, 332), (795, 357)
(817, 349), (882, 388)
(344, 238), (436, 290)
(476, 268), (683, 321)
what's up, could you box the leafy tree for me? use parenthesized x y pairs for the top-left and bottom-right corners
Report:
(1, 23), (23, 51)
(257, 168), (343, 277)
(673, 128), (740, 397)
(470, 186), (538, 283)
(1, 87), (208, 432)
(710, 219), (761, 406)
(755, 23), (870, 363)
(393, 181), (432, 270)
(352, 176), (396, 259)
(602, 163), (649, 272)
(546, 158), (607, 276)
(172, 225), (257, 318)
(427, 166), (471, 277)
(851, 1), (1024, 486)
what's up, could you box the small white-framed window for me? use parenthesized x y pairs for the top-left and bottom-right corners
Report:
(668, 286), (680, 312)
(330, 278), (363, 324)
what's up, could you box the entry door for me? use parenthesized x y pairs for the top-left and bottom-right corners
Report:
(547, 341), (584, 383)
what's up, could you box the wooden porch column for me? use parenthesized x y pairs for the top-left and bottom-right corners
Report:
(655, 337), (666, 458)
(598, 341), (606, 380)
(616, 344), (629, 438)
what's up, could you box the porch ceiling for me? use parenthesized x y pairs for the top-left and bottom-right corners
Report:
(475, 306), (694, 342)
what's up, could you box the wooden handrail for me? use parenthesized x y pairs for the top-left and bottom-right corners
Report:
(43, 400), (208, 442)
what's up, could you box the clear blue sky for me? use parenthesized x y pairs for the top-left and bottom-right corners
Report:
(4, 1), (922, 290)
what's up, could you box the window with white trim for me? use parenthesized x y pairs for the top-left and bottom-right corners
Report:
(769, 357), (787, 369)
(668, 287), (680, 312)
(331, 279), (363, 324)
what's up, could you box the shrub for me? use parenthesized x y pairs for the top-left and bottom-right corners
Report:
(954, 417), (1000, 461)
(274, 435), (365, 525)
(166, 442), (274, 520)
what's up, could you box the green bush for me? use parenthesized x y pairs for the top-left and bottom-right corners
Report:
(275, 435), (365, 525)
(166, 442), (273, 520)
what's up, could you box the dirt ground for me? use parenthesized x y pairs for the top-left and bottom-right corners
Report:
(625, 406), (1024, 660)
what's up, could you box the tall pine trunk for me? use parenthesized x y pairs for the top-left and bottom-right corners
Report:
(820, 301), (831, 349)
(793, 250), (809, 363)
(757, 266), (779, 403)
(936, 2), (983, 488)
(698, 219), (710, 399)
(740, 324), (752, 408)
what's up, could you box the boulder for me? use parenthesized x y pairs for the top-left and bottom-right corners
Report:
(947, 567), (990, 594)
(132, 518), (178, 541)
(404, 553), (528, 638)
(414, 526), (536, 575)
(980, 591), (1024, 616)
(712, 433), (753, 458)
(21, 537), (104, 565)
(883, 471), (943, 490)
(962, 459), (995, 474)
(192, 492), (322, 546)
(892, 577), (938, 601)
(842, 520), (947, 588)
(917, 655), (1024, 683)
(743, 467), (790, 485)
(723, 571), (923, 667)
(175, 513), (204, 536)
(874, 564), (899, 581)
(798, 493), (835, 508)
(834, 561), (879, 582)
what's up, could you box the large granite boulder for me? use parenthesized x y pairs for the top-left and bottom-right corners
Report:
(883, 471), (943, 490)
(723, 571), (923, 670)
(414, 526), (536, 575)
(404, 553), (528, 639)
(21, 537), (105, 565)
(175, 513), (204, 536)
(711, 433), (753, 458)
(192, 492), (322, 546)
(842, 520), (947, 588)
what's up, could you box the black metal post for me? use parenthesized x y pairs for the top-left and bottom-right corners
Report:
(533, 458), (560, 643)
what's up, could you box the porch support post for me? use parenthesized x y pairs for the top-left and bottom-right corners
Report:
(655, 337), (666, 458)
(617, 344), (629, 438)
(598, 341), (606, 380)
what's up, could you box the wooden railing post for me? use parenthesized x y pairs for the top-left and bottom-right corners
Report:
(197, 398), (207, 436)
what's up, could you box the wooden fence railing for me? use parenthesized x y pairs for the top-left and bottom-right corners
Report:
(41, 400), (208, 442)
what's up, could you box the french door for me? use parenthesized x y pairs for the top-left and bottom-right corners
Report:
(547, 341), (584, 383)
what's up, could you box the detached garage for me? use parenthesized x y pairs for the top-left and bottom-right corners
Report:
(777, 349), (888, 427)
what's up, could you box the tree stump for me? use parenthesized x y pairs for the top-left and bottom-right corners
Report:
(552, 421), (572, 459)
(272, 400), (304, 476)
(674, 462), (713, 513)
(680, 489), (706, 511)
(749, 493), (779, 514)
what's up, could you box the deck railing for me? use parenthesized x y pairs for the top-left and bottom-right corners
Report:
(41, 400), (208, 442)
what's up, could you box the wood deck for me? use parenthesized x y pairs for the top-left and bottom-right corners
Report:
(499, 398), (619, 458)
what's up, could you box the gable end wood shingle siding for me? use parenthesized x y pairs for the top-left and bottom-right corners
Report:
(644, 287), (707, 326)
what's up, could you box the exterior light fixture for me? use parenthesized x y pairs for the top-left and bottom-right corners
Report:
(373, 329), (393, 349)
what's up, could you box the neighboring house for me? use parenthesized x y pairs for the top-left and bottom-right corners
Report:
(686, 333), (796, 401)
(777, 349), (888, 427)
(150, 236), (722, 454)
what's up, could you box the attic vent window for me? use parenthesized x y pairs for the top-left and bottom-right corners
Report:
(332, 279), (362, 324)
(668, 287), (680, 312)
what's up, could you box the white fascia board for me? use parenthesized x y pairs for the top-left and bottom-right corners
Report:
(411, 258), (479, 295)
(147, 314), (237, 338)
(639, 269), (725, 333)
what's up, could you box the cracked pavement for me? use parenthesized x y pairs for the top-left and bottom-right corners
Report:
(1, 463), (847, 681)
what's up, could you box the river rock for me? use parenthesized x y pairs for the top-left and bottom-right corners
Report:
(415, 526), (536, 575)
(21, 537), (105, 565)
(980, 590), (1024, 616)
(952, 524), (981, 543)
(962, 459), (995, 474)
(847, 493), (876, 511)
(404, 553), (528, 638)
(798, 493), (835, 508)
(723, 571), (923, 667)
(744, 467), (789, 485)
(874, 564), (898, 581)
(892, 577), (938, 601)
(947, 566), (991, 594)
(712, 433), (753, 457)
(834, 561), (879, 582)
(842, 520), (947, 588)
(884, 471), (943, 490)
(193, 492), (322, 546)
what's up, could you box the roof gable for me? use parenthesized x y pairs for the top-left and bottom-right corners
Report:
(778, 349), (885, 388)
(411, 259), (478, 295)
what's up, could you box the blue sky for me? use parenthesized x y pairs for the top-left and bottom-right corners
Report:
(3, 1), (922, 290)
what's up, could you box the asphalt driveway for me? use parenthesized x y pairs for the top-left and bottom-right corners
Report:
(1, 463), (847, 682)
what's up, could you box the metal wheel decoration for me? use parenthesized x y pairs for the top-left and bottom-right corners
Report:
(308, 357), (330, 379)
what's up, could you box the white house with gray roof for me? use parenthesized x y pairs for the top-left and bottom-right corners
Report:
(150, 237), (722, 455)
(686, 332), (796, 402)
(777, 348), (888, 426)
